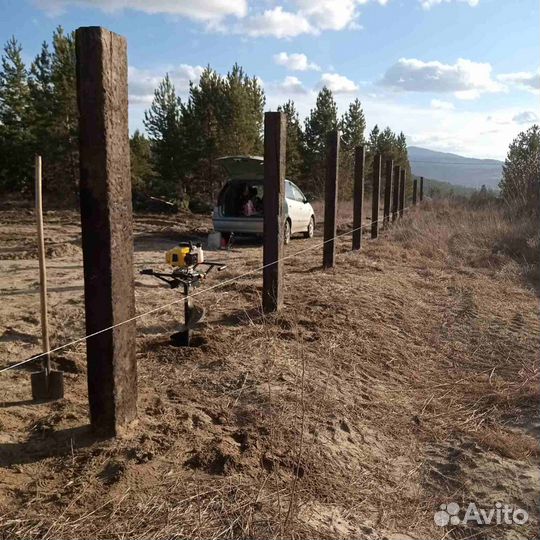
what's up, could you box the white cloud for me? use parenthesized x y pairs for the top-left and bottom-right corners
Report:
(278, 75), (308, 94)
(293, 0), (359, 31)
(512, 111), (539, 124)
(430, 98), (455, 110)
(241, 7), (315, 38)
(420, 0), (479, 9)
(38, 0), (392, 38)
(380, 57), (505, 99)
(128, 64), (204, 104)
(238, 0), (390, 39)
(319, 72), (358, 93)
(497, 70), (540, 93)
(454, 89), (481, 100)
(273, 52), (320, 71)
(35, 0), (247, 20)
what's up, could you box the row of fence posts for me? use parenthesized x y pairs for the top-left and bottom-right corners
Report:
(27, 27), (425, 436)
(262, 111), (424, 313)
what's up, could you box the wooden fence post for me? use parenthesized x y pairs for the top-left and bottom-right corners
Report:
(420, 176), (424, 202)
(352, 145), (365, 251)
(76, 27), (136, 435)
(399, 168), (406, 218)
(371, 153), (381, 239)
(263, 112), (286, 312)
(392, 165), (400, 222)
(323, 130), (339, 269)
(413, 178), (418, 206)
(383, 159), (393, 226)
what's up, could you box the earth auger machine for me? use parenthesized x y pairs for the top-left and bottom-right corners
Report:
(140, 242), (227, 346)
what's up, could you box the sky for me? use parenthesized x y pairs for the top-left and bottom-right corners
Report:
(1, 0), (539, 160)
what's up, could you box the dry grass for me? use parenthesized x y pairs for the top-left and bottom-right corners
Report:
(0, 200), (538, 540)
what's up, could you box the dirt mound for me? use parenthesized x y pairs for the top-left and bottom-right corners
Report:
(0, 242), (81, 260)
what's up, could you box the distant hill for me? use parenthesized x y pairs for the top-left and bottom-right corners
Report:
(408, 146), (503, 189)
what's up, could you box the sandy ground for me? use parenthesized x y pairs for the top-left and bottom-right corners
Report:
(0, 203), (538, 540)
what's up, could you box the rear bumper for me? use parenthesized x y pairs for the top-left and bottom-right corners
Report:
(213, 216), (263, 234)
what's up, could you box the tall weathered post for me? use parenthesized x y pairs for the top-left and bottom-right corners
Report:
(323, 130), (339, 269)
(399, 168), (406, 218)
(352, 145), (365, 251)
(383, 159), (393, 226)
(412, 178), (418, 205)
(76, 27), (136, 435)
(263, 112), (286, 312)
(420, 176), (424, 202)
(392, 165), (400, 222)
(371, 153), (382, 239)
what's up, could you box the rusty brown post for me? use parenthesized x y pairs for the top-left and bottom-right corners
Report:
(398, 170), (404, 217)
(392, 165), (400, 222)
(413, 178), (418, 205)
(383, 159), (393, 227)
(352, 145), (365, 251)
(371, 153), (381, 239)
(263, 112), (286, 312)
(420, 176), (424, 202)
(323, 130), (339, 269)
(76, 27), (136, 436)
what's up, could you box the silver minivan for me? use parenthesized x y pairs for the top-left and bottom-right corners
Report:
(212, 156), (315, 244)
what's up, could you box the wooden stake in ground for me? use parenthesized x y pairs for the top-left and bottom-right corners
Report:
(383, 159), (393, 227)
(323, 130), (339, 269)
(371, 153), (382, 239)
(398, 170), (404, 217)
(263, 112), (286, 313)
(413, 178), (418, 206)
(420, 176), (424, 202)
(76, 26), (136, 435)
(392, 165), (400, 222)
(35, 155), (50, 374)
(31, 156), (64, 401)
(352, 145), (365, 251)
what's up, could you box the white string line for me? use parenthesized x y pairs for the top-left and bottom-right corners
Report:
(1, 205), (413, 373)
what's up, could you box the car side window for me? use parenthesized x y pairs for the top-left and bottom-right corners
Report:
(292, 184), (306, 202)
(285, 181), (295, 199)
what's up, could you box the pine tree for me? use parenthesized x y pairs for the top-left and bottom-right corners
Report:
(182, 66), (229, 200)
(303, 86), (338, 194)
(144, 74), (185, 199)
(180, 63), (265, 200)
(340, 98), (365, 150)
(0, 36), (32, 192)
(49, 26), (78, 199)
(338, 99), (366, 199)
(29, 41), (54, 147)
(378, 127), (396, 157)
(28, 41), (55, 195)
(130, 130), (154, 199)
(368, 124), (380, 152)
(222, 63), (265, 156)
(500, 124), (540, 213)
(395, 131), (408, 166)
(277, 100), (303, 182)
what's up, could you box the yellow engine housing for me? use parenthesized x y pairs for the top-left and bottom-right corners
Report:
(166, 246), (190, 268)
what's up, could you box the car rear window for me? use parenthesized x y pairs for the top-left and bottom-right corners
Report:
(219, 181), (264, 217)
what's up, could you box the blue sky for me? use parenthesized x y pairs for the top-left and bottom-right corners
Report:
(1, 0), (538, 159)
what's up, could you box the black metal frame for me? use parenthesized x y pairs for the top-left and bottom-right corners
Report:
(140, 261), (226, 346)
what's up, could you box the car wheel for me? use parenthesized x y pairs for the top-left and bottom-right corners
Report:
(304, 216), (315, 238)
(284, 219), (291, 245)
